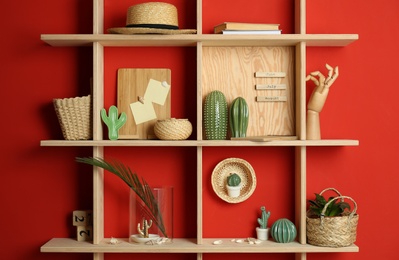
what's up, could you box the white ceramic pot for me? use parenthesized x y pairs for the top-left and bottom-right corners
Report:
(256, 227), (269, 241)
(226, 183), (242, 198)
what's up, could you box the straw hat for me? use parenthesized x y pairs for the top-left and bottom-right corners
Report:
(107, 2), (197, 35)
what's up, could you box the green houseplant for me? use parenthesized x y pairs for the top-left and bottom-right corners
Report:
(306, 188), (359, 247)
(308, 192), (350, 217)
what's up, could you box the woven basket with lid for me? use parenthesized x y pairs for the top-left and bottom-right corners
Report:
(154, 118), (192, 140)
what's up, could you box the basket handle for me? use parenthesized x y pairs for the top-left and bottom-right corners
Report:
(321, 195), (358, 218)
(319, 187), (344, 202)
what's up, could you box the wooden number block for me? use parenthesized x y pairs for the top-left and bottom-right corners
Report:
(77, 226), (93, 241)
(73, 210), (93, 226)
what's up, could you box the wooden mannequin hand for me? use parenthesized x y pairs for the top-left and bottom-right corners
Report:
(306, 64), (339, 113)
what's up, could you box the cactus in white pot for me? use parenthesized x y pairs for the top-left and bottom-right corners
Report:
(226, 173), (242, 198)
(256, 206), (271, 241)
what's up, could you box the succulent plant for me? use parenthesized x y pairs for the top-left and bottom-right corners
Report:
(308, 193), (351, 217)
(257, 206), (271, 229)
(227, 173), (241, 187)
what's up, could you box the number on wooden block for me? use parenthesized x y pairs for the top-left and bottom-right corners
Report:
(72, 210), (93, 226)
(77, 226), (93, 241)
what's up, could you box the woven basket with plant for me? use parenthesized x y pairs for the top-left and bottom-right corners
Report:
(306, 188), (359, 247)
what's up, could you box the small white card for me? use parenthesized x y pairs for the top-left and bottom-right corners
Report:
(255, 72), (286, 78)
(256, 84), (287, 90)
(256, 96), (287, 102)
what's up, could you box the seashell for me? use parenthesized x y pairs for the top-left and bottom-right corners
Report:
(109, 237), (119, 245)
(212, 240), (223, 245)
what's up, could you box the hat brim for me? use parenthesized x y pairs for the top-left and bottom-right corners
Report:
(107, 27), (197, 35)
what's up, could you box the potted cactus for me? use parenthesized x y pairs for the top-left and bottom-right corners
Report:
(226, 173), (242, 198)
(256, 206), (271, 240)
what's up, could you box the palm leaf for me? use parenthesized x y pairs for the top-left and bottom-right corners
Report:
(76, 157), (167, 238)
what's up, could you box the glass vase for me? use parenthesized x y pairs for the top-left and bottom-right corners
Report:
(129, 186), (173, 244)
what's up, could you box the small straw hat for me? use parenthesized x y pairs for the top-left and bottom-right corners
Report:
(107, 2), (197, 35)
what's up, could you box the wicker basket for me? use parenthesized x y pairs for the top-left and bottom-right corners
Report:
(211, 158), (256, 203)
(53, 95), (92, 140)
(306, 188), (359, 247)
(154, 118), (192, 140)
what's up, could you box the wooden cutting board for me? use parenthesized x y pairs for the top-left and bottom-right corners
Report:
(117, 68), (171, 139)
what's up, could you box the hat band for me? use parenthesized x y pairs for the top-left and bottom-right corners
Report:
(126, 24), (179, 30)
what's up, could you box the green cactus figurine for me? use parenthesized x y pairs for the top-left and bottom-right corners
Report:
(271, 218), (297, 243)
(227, 173), (241, 187)
(229, 97), (249, 138)
(137, 219), (152, 238)
(204, 90), (228, 140)
(101, 105), (127, 140)
(257, 206), (271, 229)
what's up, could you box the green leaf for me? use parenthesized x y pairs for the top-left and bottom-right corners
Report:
(315, 193), (327, 207)
(75, 157), (168, 238)
(308, 200), (319, 207)
(338, 202), (351, 212)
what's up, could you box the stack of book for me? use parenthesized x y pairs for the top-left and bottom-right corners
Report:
(214, 22), (281, 35)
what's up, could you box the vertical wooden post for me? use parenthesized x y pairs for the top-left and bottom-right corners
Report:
(295, 0), (307, 256)
(295, 0), (306, 34)
(93, 1), (104, 260)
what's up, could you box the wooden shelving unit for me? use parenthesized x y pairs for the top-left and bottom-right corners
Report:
(40, 0), (359, 259)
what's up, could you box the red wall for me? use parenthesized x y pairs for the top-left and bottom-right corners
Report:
(1, 0), (398, 259)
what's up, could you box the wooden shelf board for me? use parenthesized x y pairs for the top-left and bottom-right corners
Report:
(41, 34), (358, 47)
(200, 34), (358, 47)
(199, 239), (359, 253)
(40, 34), (198, 47)
(41, 238), (359, 253)
(40, 139), (359, 147)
